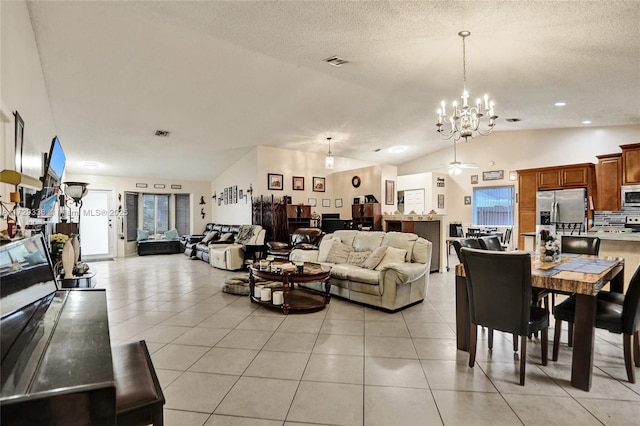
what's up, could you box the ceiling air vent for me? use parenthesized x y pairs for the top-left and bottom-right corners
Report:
(323, 56), (348, 67)
(505, 118), (522, 123)
(154, 130), (170, 137)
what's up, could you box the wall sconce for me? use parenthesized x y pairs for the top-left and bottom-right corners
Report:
(246, 184), (253, 196)
(211, 192), (217, 200)
(199, 196), (206, 205)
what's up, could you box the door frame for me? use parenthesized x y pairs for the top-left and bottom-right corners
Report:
(80, 188), (117, 260)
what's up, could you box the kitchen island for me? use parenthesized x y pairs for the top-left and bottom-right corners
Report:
(521, 232), (640, 291)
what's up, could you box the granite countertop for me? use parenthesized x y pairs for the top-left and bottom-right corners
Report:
(521, 231), (640, 242)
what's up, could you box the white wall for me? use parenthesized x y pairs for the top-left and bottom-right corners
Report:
(211, 148), (257, 224)
(398, 172), (448, 215)
(399, 125), (640, 229)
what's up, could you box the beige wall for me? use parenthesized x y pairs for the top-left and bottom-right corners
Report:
(211, 148), (257, 224)
(398, 172), (449, 215)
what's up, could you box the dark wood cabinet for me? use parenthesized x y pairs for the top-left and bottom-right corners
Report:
(596, 153), (622, 211)
(414, 221), (440, 273)
(351, 203), (381, 230)
(621, 143), (640, 185)
(286, 204), (312, 234)
(516, 171), (538, 250)
(538, 169), (562, 189)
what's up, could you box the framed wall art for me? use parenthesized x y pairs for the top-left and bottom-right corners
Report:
(322, 198), (330, 207)
(471, 175), (478, 184)
(313, 177), (325, 192)
(292, 176), (304, 191)
(464, 196), (472, 205)
(482, 170), (504, 181)
(233, 185), (238, 203)
(268, 173), (283, 190)
(14, 111), (24, 172)
(308, 198), (317, 207)
(385, 180), (395, 205)
(154, 184), (165, 189)
(335, 198), (343, 208)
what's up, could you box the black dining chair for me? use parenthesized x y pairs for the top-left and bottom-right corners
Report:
(461, 247), (549, 385)
(552, 264), (640, 383)
(466, 227), (481, 238)
(452, 238), (482, 263)
(478, 235), (505, 251)
(501, 228), (513, 250)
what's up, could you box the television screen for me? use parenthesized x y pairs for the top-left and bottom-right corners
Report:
(30, 136), (66, 218)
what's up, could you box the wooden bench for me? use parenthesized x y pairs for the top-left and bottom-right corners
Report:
(112, 340), (165, 426)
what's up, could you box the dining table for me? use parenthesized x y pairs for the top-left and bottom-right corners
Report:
(455, 253), (625, 391)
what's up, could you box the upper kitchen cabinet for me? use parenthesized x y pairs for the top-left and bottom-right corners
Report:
(536, 163), (593, 190)
(621, 143), (640, 185)
(596, 153), (622, 211)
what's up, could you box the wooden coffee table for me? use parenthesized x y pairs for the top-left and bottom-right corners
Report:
(249, 262), (332, 314)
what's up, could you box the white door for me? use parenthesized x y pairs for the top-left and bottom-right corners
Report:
(80, 190), (115, 259)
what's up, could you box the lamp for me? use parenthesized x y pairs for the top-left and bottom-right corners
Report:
(64, 182), (89, 206)
(436, 31), (498, 142)
(0, 169), (42, 190)
(325, 137), (334, 170)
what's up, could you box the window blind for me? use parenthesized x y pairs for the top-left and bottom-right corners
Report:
(125, 192), (138, 241)
(175, 194), (190, 236)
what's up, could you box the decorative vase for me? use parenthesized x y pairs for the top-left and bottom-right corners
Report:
(72, 235), (80, 265)
(61, 240), (75, 278)
(536, 225), (561, 263)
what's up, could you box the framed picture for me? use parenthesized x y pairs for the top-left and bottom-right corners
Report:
(218, 198), (222, 206)
(292, 176), (304, 191)
(335, 198), (343, 208)
(471, 175), (478, 184)
(14, 111), (24, 172)
(308, 198), (317, 207)
(312, 176), (325, 192)
(385, 180), (395, 205)
(136, 183), (147, 188)
(224, 187), (228, 204)
(268, 173), (284, 190)
(322, 198), (330, 207)
(438, 194), (445, 209)
(464, 196), (472, 205)
(239, 189), (243, 199)
(171, 184), (182, 189)
(154, 184), (165, 189)
(233, 185), (238, 203)
(482, 170), (504, 181)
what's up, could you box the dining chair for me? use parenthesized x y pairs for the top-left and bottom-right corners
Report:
(552, 264), (640, 383)
(452, 238), (482, 263)
(460, 248), (549, 385)
(501, 228), (513, 250)
(478, 235), (505, 251)
(466, 227), (481, 238)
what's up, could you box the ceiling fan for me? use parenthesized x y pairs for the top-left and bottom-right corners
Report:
(442, 139), (478, 175)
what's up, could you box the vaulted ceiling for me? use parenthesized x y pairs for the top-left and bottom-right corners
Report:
(26, 1), (640, 181)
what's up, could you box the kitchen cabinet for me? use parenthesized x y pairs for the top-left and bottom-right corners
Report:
(621, 143), (640, 185)
(516, 170), (538, 249)
(596, 153), (622, 211)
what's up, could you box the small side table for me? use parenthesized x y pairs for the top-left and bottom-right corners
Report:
(59, 270), (97, 289)
(243, 244), (267, 263)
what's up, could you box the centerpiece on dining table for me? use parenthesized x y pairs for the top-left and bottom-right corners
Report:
(536, 225), (561, 263)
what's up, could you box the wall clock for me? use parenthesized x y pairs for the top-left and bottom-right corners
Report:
(351, 176), (361, 188)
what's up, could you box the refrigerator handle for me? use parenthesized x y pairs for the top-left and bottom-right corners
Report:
(551, 201), (557, 224)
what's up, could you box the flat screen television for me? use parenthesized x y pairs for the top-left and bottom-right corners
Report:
(29, 136), (66, 218)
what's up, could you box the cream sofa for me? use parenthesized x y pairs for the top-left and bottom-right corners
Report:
(208, 225), (265, 271)
(290, 230), (432, 312)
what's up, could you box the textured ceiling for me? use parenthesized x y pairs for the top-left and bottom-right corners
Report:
(25, 1), (640, 181)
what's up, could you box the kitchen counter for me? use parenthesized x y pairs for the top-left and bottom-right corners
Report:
(521, 232), (640, 290)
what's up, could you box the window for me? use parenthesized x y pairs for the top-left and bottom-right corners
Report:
(125, 192), (138, 241)
(472, 186), (514, 226)
(174, 194), (190, 236)
(143, 194), (169, 234)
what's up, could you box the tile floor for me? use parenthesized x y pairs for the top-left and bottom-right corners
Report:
(93, 253), (640, 425)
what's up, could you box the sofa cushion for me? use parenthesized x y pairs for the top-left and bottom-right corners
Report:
(202, 230), (219, 243)
(218, 232), (235, 242)
(363, 246), (388, 270)
(412, 237), (431, 264)
(352, 232), (385, 253)
(137, 229), (149, 241)
(331, 264), (380, 285)
(164, 229), (179, 240)
(317, 238), (335, 262)
(346, 251), (371, 268)
(326, 241), (353, 264)
(332, 230), (359, 248)
(375, 246), (408, 271)
(381, 232), (418, 262)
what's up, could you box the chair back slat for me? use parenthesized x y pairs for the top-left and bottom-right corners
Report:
(623, 265), (640, 334)
(461, 248), (532, 336)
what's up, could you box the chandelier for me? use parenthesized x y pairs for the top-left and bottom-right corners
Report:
(436, 31), (497, 142)
(325, 137), (334, 170)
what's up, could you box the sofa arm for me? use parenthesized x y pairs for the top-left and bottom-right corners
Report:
(290, 249), (320, 263)
(183, 235), (205, 244)
(380, 262), (428, 286)
(267, 241), (290, 250)
(225, 245), (245, 270)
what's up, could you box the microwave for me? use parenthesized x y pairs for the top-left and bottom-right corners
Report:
(622, 185), (640, 207)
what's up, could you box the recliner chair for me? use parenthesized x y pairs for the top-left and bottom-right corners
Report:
(267, 228), (324, 259)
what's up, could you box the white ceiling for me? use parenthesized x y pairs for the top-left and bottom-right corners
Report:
(26, 1), (640, 181)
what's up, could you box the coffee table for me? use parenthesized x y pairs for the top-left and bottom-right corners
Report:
(248, 262), (331, 314)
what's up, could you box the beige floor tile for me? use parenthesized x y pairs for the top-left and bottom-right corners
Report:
(364, 386), (442, 426)
(421, 359), (497, 392)
(164, 409), (210, 426)
(413, 338), (464, 360)
(277, 317), (324, 334)
(163, 371), (238, 413)
(576, 397), (640, 426)
(406, 321), (456, 339)
(478, 361), (567, 395)
(402, 309), (447, 323)
(364, 308), (404, 322)
(432, 389), (521, 425)
(313, 334), (364, 356)
(189, 347), (258, 375)
(319, 319), (364, 335)
(504, 394), (602, 426)
(302, 354), (364, 384)
(364, 320), (410, 337)
(244, 350), (310, 380)
(287, 381), (363, 426)
(365, 357), (429, 388)
(155, 368), (183, 389)
(198, 312), (251, 329)
(160, 311), (214, 327)
(215, 377), (298, 420)
(205, 415), (282, 425)
(151, 343), (210, 370)
(215, 329), (273, 350)
(130, 324), (192, 344)
(172, 327), (231, 346)
(364, 336), (417, 359)
(236, 315), (285, 332)
(263, 331), (318, 353)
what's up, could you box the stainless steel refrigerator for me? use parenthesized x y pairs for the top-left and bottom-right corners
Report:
(536, 188), (587, 233)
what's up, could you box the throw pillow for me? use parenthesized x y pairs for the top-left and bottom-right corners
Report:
(375, 246), (407, 271)
(317, 238), (335, 262)
(363, 246), (388, 269)
(325, 241), (353, 264)
(164, 228), (179, 240)
(137, 229), (149, 241)
(218, 232), (235, 242)
(202, 230), (219, 243)
(236, 225), (254, 245)
(346, 251), (371, 268)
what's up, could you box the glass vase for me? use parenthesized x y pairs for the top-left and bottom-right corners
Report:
(536, 225), (561, 263)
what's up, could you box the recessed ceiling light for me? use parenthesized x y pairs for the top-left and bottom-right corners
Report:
(582, 120), (592, 125)
(554, 102), (567, 106)
(389, 146), (406, 153)
(82, 161), (100, 170)
(323, 56), (348, 67)
(505, 118), (522, 122)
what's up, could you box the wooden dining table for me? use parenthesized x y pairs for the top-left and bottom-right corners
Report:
(455, 254), (625, 391)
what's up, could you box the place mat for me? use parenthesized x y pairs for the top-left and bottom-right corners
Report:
(553, 258), (617, 275)
(533, 268), (561, 277)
